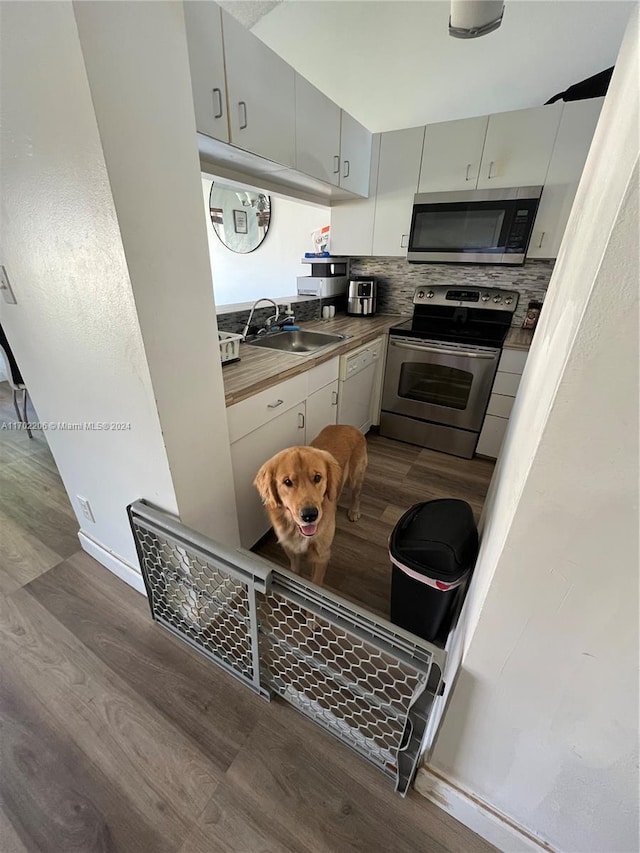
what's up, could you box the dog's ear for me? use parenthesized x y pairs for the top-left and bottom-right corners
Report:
(323, 453), (342, 503)
(254, 460), (280, 508)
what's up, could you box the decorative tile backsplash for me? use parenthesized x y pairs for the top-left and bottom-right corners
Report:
(349, 258), (555, 327)
(216, 296), (345, 336)
(216, 259), (555, 333)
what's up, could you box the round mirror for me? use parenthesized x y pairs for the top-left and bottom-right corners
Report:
(208, 182), (271, 254)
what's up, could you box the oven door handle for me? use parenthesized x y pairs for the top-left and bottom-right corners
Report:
(390, 340), (496, 359)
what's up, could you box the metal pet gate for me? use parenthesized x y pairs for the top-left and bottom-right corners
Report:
(128, 500), (446, 795)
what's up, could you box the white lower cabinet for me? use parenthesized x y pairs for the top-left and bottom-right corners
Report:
(230, 401), (306, 549)
(476, 414), (509, 459)
(307, 380), (339, 441)
(306, 356), (340, 440)
(476, 347), (529, 459)
(228, 358), (341, 549)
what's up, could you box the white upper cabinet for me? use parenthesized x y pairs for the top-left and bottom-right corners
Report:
(476, 104), (562, 189)
(528, 97), (604, 258)
(418, 104), (562, 193)
(221, 11), (296, 167)
(340, 112), (373, 197)
(183, 1), (229, 142)
(372, 127), (425, 256)
(295, 74), (341, 185)
(419, 115), (488, 192)
(330, 134), (381, 256)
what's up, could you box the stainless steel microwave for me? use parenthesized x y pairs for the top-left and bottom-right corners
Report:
(408, 186), (542, 265)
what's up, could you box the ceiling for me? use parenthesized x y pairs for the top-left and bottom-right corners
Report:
(235, 0), (635, 132)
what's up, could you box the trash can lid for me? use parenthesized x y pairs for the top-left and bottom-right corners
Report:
(389, 499), (478, 582)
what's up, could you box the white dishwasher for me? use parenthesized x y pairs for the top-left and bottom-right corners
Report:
(337, 337), (384, 433)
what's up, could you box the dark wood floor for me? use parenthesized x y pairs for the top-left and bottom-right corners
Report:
(0, 383), (495, 852)
(254, 431), (495, 619)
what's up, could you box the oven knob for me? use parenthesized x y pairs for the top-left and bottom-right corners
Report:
(426, 290), (434, 298)
(493, 295), (502, 303)
(504, 297), (513, 305)
(417, 290), (425, 299)
(481, 293), (490, 302)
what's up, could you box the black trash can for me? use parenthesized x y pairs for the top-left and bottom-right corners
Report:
(389, 499), (478, 643)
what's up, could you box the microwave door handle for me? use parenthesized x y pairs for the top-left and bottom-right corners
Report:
(390, 340), (495, 359)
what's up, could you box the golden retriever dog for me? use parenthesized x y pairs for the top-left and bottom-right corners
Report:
(254, 425), (367, 586)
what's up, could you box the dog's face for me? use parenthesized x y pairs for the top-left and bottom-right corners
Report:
(254, 447), (341, 538)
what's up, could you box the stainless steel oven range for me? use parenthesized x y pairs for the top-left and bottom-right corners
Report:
(381, 285), (518, 458)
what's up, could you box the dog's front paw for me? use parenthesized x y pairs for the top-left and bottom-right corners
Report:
(347, 508), (361, 522)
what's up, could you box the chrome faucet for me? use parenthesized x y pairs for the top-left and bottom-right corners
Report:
(241, 298), (280, 340)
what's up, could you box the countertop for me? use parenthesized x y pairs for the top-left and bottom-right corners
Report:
(504, 327), (535, 350)
(222, 314), (404, 406)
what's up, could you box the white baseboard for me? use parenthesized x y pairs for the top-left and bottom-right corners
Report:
(414, 766), (555, 853)
(78, 531), (147, 596)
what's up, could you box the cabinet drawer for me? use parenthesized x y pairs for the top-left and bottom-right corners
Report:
(492, 371), (522, 397)
(476, 414), (508, 459)
(307, 356), (339, 395)
(486, 393), (515, 418)
(227, 373), (307, 443)
(498, 348), (528, 374)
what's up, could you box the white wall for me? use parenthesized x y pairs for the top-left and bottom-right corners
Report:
(427, 8), (639, 852)
(74, 2), (239, 548)
(1, 1), (241, 586)
(202, 177), (330, 306)
(0, 1), (179, 570)
(253, 1), (634, 132)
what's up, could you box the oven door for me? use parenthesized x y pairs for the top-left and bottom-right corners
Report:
(382, 337), (500, 431)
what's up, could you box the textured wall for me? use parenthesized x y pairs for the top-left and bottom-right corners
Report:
(349, 258), (555, 327)
(0, 1), (179, 570)
(75, 1), (240, 548)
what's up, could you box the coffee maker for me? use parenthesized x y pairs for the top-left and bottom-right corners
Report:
(347, 277), (377, 316)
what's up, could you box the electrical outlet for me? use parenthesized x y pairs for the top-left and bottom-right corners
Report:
(77, 496), (95, 523)
(0, 266), (17, 304)
(278, 303), (292, 316)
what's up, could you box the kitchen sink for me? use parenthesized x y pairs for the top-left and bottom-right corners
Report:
(247, 330), (348, 354)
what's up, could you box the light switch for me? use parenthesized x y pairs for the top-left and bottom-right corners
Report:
(0, 266), (17, 304)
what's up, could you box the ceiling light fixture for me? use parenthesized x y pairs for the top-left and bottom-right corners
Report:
(449, 0), (505, 39)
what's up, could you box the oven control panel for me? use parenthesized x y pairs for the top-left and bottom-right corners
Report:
(413, 284), (518, 312)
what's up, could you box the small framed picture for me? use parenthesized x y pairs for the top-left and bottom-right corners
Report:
(233, 209), (248, 234)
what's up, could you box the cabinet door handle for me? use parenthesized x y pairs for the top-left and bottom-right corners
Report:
(343, 159), (350, 178)
(331, 391), (338, 406)
(333, 155), (340, 174)
(400, 234), (409, 248)
(487, 160), (495, 180)
(298, 412), (305, 429)
(267, 399), (283, 409)
(538, 231), (546, 248)
(212, 88), (223, 119)
(465, 163), (472, 181)
(238, 101), (248, 130)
